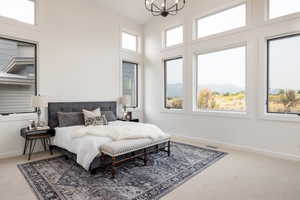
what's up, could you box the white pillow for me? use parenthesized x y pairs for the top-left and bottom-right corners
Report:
(82, 108), (101, 119)
(82, 108), (102, 126)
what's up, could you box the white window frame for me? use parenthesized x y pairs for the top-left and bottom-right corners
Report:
(258, 31), (300, 123)
(0, 34), (39, 121)
(119, 55), (143, 112)
(193, 1), (247, 41)
(121, 31), (139, 53)
(121, 60), (139, 108)
(160, 54), (185, 114)
(163, 56), (184, 111)
(0, 0), (37, 26)
(192, 43), (249, 118)
(163, 24), (184, 49)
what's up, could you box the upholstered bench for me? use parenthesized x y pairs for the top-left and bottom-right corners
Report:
(100, 136), (171, 178)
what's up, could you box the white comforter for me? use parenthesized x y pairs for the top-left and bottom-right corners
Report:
(73, 122), (166, 141)
(53, 121), (166, 170)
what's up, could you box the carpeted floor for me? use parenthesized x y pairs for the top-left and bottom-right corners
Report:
(18, 142), (226, 200)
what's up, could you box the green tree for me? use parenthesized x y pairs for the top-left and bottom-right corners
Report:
(279, 89), (300, 112)
(198, 88), (218, 109)
(167, 97), (183, 109)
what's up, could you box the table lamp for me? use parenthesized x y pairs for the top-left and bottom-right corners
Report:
(120, 95), (130, 112)
(32, 95), (47, 127)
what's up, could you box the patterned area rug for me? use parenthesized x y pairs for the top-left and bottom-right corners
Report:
(18, 142), (226, 200)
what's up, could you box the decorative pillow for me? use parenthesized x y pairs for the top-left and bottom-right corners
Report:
(102, 111), (117, 122)
(82, 108), (107, 126)
(57, 112), (85, 127)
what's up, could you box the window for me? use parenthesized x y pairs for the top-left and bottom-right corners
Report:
(196, 46), (246, 112)
(0, 37), (37, 114)
(267, 34), (300, 115)
(122, 61), (138, 107)
(196, 4), (246, 38)
(122, 32), (138, 52)
(164, 57), (183, 109)
(0, 0), (35, 24)
(269, 0), (300, 19)
(165, 25), (183, 47)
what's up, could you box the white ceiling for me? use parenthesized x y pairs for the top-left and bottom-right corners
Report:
(95, 0), (153, 24)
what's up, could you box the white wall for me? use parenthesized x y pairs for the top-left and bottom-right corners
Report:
(144, 0), (300, 159)
(0, 0), (143, 158)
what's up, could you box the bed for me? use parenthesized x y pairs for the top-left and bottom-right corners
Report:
(48, 101), (170, 177)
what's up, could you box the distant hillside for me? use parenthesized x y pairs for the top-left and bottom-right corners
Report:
(269, 88), (300, 94)
(167, 83), (244, 97)
(167, 83), (183, 97)
(198, 84), (244, 94)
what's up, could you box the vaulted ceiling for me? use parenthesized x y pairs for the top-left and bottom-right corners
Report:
(95, 0), (153, 24)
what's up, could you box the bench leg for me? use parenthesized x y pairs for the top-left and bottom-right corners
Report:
(144, 148), (148, 166)
(167, 141), (171, 157)
(90, 168), (97, 175)
(155, 144), (159, 153)
(111, 157), (116, 178)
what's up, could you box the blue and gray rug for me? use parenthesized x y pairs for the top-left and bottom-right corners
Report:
(18, 142), (226, 200)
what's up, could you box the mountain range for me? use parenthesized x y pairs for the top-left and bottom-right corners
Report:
(167, 83), (244, 97)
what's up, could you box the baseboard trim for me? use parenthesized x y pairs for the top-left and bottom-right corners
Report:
(172, 134), (300, 162)
(0, 145), (44, 159)
(0, 150), (22, 159)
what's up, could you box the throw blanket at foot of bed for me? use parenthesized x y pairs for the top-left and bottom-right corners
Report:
(72, 123), (167, 141)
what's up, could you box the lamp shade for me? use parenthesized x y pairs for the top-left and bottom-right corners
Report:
(120, 95), (131, 106)
(32, 95), (48, 108)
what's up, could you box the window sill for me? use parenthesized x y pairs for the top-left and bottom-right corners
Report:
(258, 113), (300, 123)
(120, 48), (140, 55)
(191, 110), (250, 119)
(126, 108), (143, 112)
(0, 113), (36, 122)
(160, 109), (185, 115)
(265, 12), (300, 27)
(0, 16), (37, 30)
(192, 26), (250, 45)
(161, 43), (184, 53)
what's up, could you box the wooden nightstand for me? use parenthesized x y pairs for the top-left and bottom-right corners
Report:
(20, 127), (55, 160)
(118, 118), (139, 122)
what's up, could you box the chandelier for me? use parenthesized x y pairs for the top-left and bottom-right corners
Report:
(145, 0), (186, 17)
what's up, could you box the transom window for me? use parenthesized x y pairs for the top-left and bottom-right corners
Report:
(0, 37), (37, 114)
(267, 34), (300, 115)
(0, 0), (35, 24)
(165, 25), (183, 47)
(122, 32), (138, 52)
(164, 57), (183, 109)
(122, 61), (138, 108)
(195, 46), (246, 112)
(269, 0), (300, 19)
(196, 4), (246, 39)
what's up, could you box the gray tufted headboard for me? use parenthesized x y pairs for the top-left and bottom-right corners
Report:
(48, 101), (117, 128)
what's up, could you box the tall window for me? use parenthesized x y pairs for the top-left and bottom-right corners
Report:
(267, 34), (300, 114)
(269, 0), (300, 19)
(0, 37), (37, 114)
(0, 0), (35, 24)
(164, 57), (183, 109)
(122, 61), (138, 107)
(196, 4), (246, 38)
(165, 25), (183, 47)
(196, 46), (246, 112)
(122, 32), (138, 52)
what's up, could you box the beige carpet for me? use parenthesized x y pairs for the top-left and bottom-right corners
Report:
(0, 140), (300, 200)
